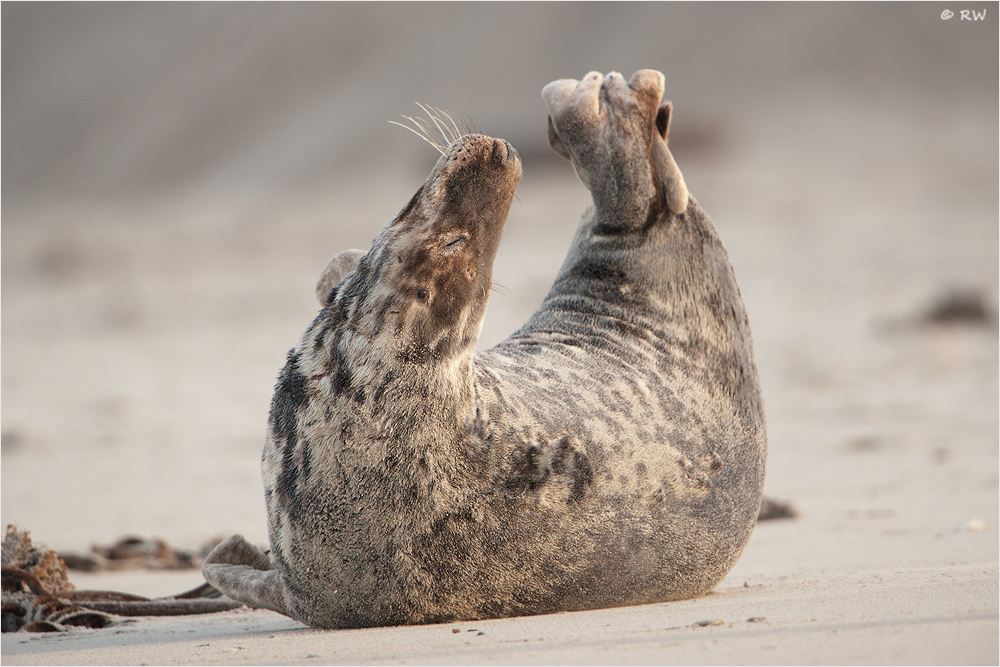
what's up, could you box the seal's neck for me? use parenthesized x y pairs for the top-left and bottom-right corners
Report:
(332, 320), (479, 439)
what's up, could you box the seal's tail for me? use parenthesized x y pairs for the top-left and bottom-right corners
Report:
(201, 534), (292, 618)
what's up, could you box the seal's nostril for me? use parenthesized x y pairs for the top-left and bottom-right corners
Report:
(491, 139), (508, 164)
(492, 139), (518, 165)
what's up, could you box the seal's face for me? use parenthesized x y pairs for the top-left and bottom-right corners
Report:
(338, 133), (521, 364)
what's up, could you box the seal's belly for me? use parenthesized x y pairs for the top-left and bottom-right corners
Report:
(262, 315), (763, 627)
(478, 336), (756, 494)
(264, 348), (760, 627)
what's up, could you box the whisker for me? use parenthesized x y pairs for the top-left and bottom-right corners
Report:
(389, 118), (446, 155)
(491, 282), (530, 317)
(467, 114), (483, 136)
(418, 103), (453, 145)
(447, 109), (470, 138)
(424, 105), (452, 144)
(511, 195), (524, 216)
(434, 107), (463, 143)
(392, 105), (502, 162)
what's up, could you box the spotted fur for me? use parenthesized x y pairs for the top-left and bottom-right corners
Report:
(204, 71), (766, 629)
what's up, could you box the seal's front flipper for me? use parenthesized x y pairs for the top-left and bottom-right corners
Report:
(316, 249), (367, 305)
(202, 534), (292, 617)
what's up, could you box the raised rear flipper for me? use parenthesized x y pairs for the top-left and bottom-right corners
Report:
(542, 69), (688, 221)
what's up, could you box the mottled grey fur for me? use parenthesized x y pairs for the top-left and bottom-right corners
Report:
(203, 70), (766, 629)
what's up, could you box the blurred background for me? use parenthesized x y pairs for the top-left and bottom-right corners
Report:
(4, 2), (994, 202)
(2, 3), (997, 559)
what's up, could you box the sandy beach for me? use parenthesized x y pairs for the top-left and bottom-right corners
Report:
(2, 4), (997, 664)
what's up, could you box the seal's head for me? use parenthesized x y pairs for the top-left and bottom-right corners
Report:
(325, 132), (522, 369)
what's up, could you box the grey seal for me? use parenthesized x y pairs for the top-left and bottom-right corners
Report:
(203, 69), (766, 629)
